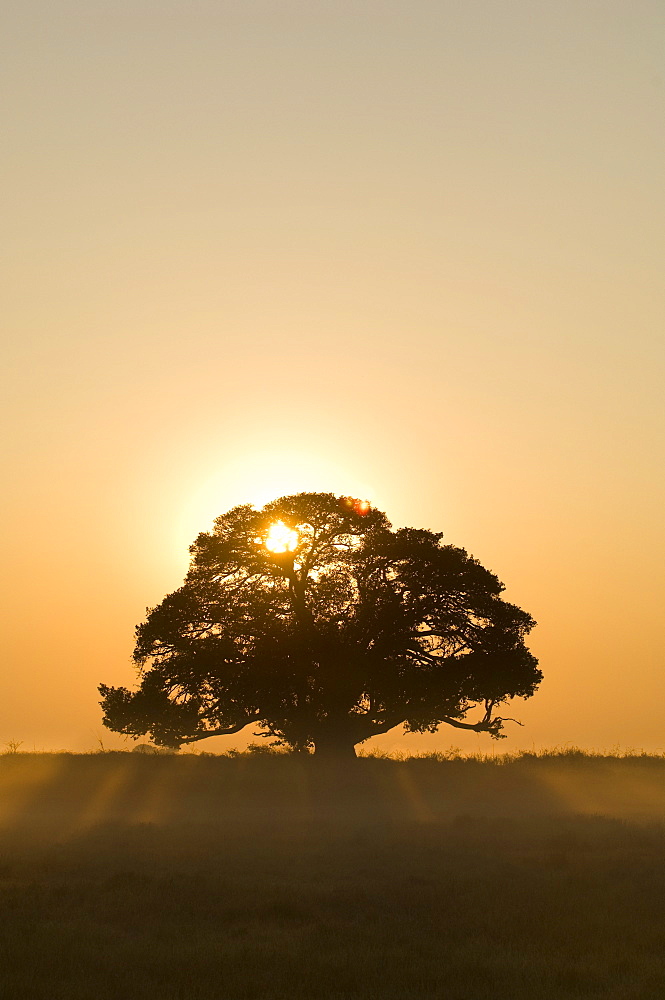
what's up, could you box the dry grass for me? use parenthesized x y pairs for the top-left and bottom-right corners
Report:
(0, 749), (664, 999)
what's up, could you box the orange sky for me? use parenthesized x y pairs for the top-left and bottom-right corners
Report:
(2, 1), (664, 753)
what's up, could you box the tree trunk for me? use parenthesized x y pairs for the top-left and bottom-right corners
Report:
(312, 732), (358, 761)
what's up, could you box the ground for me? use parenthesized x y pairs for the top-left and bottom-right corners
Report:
(0, 750), (664, 999)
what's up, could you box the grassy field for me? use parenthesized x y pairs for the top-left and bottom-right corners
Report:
(1, 749), (665, 999)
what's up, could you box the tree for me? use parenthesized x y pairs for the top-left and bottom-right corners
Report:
(99, 493), (541, 758)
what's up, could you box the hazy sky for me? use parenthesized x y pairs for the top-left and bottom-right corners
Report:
(2, 1), (664, 753)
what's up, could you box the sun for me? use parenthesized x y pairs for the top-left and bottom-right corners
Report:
(263, 521), (298, 554)
(175, 446), (376, 561)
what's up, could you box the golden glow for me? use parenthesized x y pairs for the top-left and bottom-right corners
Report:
(175, 449), (376, 557)
(2, 2), (663, 755)
(264, 521), (298, 554)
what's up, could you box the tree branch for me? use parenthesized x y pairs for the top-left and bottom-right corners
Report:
(366, 717), (403, 737)
(177, 716), (261, 745)
(437, 716), (496, 733)
(437, 706), (523, 734)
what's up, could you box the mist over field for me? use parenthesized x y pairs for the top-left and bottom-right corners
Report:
(2, 750), (665, 999)
(3, 749), (665, 831)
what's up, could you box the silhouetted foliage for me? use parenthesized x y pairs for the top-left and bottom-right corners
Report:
(99, 493), (541, 756)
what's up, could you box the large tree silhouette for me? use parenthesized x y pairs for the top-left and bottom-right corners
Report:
(99, 493), (541, 758)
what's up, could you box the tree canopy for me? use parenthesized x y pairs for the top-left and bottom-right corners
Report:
(99, 493), (541, 757)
